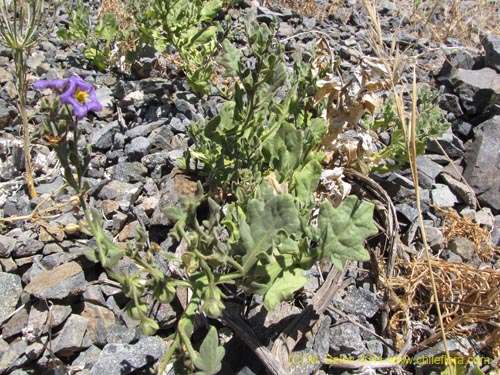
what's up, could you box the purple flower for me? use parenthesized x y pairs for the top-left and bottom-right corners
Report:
(33, 76), (102, 119)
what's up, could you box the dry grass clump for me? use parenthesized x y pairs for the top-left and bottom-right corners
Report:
(435, 206), (498, 261)
(389, 257), (500, 355)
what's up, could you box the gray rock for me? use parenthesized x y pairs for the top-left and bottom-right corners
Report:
(0, 272), (22, 325)
(414, 337), (473, 375)
(125, 119), (165, 139)
(329, 322), (364, 355)
(105, 323), (138, 344)
(0, 234), (16, 257)
(448, 236), (475, 261)
(416, 156), (443, 189)
(72, 345), (102, 372)
(423, 226), (445, 250)
(463, 116), (500, 213)
(112, 162), (148, 183)
(0, 340), (27, 374)
(98, 180), (142, 212)
(451, 68), (500, 116)
(151, 170), (198, 225)
(91, 121), (121, 151)
(482, 33), (500, 73)
(28, 301), (72, 335)
(1, 305), (28, 339)
(397, 203), (419, 223)
(89, 336), (165, 375)
(24, 261), (86, 299)
(340, 287), (382, 318)
(95, 86), (114, 118)
(440, 173), (477, 208)
(51, 314), (89, 356)
(431, 183), (458, 208)
(125, 136), (151, 161)
(81, 302), (116, 347)
(289, 316), (331, 375)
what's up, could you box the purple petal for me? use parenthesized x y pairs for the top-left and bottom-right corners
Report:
(32, 78), (68, 91)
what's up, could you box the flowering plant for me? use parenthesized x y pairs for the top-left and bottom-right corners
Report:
(33, 76), (102, 119)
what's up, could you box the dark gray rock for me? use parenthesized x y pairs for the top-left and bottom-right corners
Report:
(450, 68), (500, 116)
(416, 156), (443, 189)
(125, 136), (151, 161)
(24, 261), (86, 299)
(0, 339), (27, 374)
(463, 116), (500, 213)
(329, 322), (364, 355)
(482, 33), (500, 73)
(72, 345), (102, 373)
(89, 336), (165, 375)
(51, 314), (89, 356)
(91, 121), (121, 151)
(125, 119), (165, 139)
(1, 306), (28, 339)
(95, 86), (114, 118)
(111, 162), (148, 183)
(427, 127), (464, 159)
(0, 272), (22, 325)
(337, 287), (382, 318)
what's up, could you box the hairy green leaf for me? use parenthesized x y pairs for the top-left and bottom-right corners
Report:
(263, 268), (308, 311)
(316, 196), (377, 269)
(239, 193), (301, 273)
(193, 326), (225, 375)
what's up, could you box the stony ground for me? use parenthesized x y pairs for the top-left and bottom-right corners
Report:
(0, 1), (499, 375)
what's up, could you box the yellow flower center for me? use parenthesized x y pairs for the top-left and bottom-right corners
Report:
(74, 87), (90, 104)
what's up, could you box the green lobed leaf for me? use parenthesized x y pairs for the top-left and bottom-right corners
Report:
(263, 268), (308, 311)
(217, 39), (243, 77)
(193, 326), (225, 375)
(239, 193), (301, 273)
(316, 196), (377, 269)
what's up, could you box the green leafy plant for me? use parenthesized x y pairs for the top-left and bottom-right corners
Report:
(134, 0), (224, 93)
(367, 85), (450, 173)
(57, 0), (126, 70)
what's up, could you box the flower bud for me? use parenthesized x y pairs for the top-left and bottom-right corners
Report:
(64, 222), (80, 234)
(202, 298), (224, 319)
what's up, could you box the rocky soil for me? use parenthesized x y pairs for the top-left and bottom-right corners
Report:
(0, 1), (499, 375)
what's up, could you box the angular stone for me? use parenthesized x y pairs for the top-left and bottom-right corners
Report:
(448, 236), (475, 261)
(482, 33), (500, 73)
(28, 301), (72, 335)
(338, 287), (382, 318)
(98, 180), (142, 212)
(125, 136), (151, 162)
(151, 170), (198, 225)
(0, 340), (27, 374)
(440, 173), (477, 208)
(416, 156), (443, 189)
(89, 336), (165, 375)
(72, 345), (102, 372)
(2, 306), (28, 339)
(24, 261), (86, 299)
(431, 183), (458, 208)
(451, 68), (500, 116)
(0, 234), (16, 257)
(0, 272), (22, 325)
(81, 302), (116, 346)
(91, 121), (120, 151)
(111, 162), (148, 183)
(51, 314), (89, 356)
(463, 116), (500, 213)
(95, 86), (114, 118)
(125, 119), (164, 139)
